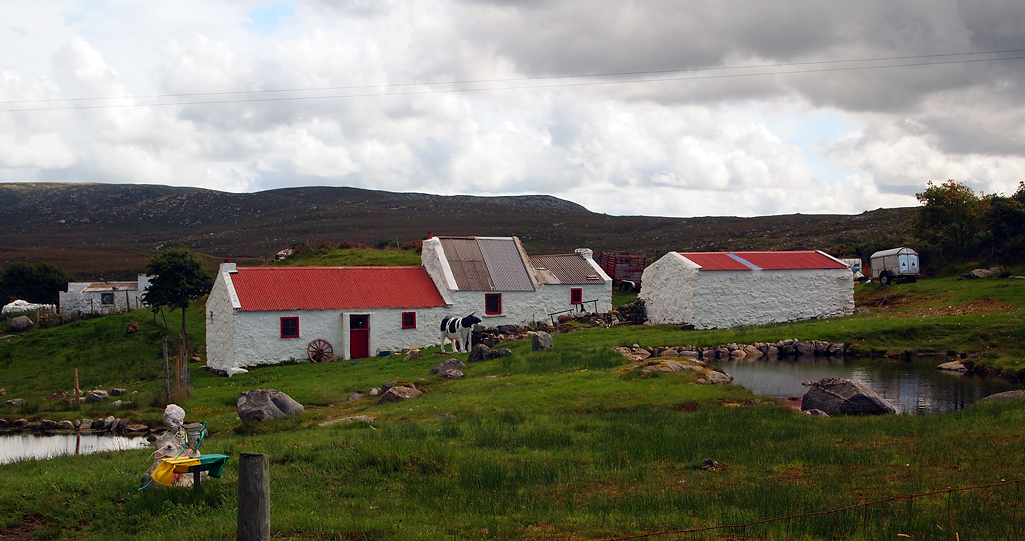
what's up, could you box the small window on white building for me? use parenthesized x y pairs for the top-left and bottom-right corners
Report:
(101, 292), (114, 306)
(401, 312), (416, 329)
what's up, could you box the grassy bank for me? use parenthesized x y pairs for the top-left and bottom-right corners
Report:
(0, 275), (1023, 539)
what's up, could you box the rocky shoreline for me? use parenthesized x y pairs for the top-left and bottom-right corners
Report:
(0, 415), (151, 436)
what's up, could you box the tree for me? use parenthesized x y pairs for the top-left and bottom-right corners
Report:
(914, 180), (985, 258)
(987, 182), (1025, 262)
(141, 248), (212, 337)
(0, 262), (73, 305)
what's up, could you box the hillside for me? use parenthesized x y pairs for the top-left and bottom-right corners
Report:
(0, 183), (916, 278)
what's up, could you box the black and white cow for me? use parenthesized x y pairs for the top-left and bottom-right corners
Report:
(439, 313), (482, 353)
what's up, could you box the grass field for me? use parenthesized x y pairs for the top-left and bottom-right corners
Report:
(0, 275), (1023, 539)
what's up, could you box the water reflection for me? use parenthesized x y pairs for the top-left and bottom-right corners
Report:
(715, 355), (1022, 414)
(0, 433), (150, 465)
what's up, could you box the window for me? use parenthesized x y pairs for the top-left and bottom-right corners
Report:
(401, 311), (416, 329)
(280, 317), (299, 338)
(485, 293), (502, 315)
(570, 288), (583, 304)
(101, 292), (114, 305)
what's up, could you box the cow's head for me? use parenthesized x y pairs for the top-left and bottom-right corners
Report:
(462, 313), (482, 327)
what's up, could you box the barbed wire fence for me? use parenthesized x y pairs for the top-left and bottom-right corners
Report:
(603, 478), (1024, 541)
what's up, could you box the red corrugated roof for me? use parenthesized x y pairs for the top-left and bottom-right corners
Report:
(677, 251), (847, 271)
(230, 267), (447, 311)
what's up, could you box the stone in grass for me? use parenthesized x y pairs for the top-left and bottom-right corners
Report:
(430, 358), (466, 375)
(237, 388), (305, 423)
(439, 369), (464, 379)
(467, 344), (491, 362)
(532, 331), (553, 351)
(982, 390), (1025, 401)
(347, 392), (365, 402)
(377, 386), (423, 405)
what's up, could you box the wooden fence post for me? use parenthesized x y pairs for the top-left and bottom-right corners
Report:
(73, 368), (80, 410)
(238, 453), (270, 541)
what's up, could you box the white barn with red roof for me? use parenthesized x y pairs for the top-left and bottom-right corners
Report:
(206, 262), (449, 371)
(639, 251), (854, 329)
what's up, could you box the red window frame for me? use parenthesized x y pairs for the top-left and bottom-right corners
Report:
(280, 316), (299, 338)
(570, 288), (583, 304)
(485, 293), (502, 315)
(401, 311), (416, 329)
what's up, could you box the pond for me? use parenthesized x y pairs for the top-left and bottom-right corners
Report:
(714, 355), (1022, 414)
(0, 433), (151, 465)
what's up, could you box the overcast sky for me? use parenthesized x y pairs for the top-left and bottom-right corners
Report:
(1, 1), (1023, 217)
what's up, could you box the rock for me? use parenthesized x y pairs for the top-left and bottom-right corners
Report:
(729, 349), (747, 359)
(801, 378), (896, 415)
(0, 388), (4, 395)
(377, 386), (423, 404)
(126, 321), (139, 333)
(117, 418), (128, 431)
(8, 316), (34, 332)
(430, 358), (466, 375)
(108, 388), (127, 396)
(40, 419), (58, 430)
(237, 388), (305, 423)
(125, 424), (149, 434)
(0, 419), (8, 429)
(439, 369), (464, 378)
(86, 390), (108, 402)
(700, 458), (720, 471)
(13, 418), (28, 428)
(490, 348), (512, 358)
(49, 390), (69, 400)
(982, 390), (1025, 401)
(937, 361), (968, 372)
(969, 268), (993, 279)
(698, 371), (734, 385)
(92, 418), (108, 431)
(796, 341), (816, 356)
(743, 345), (762, 357)
(112, 400), (131, 407)
(369, 387), (380, 396)
(467, 344), (491, 362)
(382, 381), (415, 393)
(497, 325), (520, 335)
(403, 347), (420, 362)
(346, 392), (365, 402)
(79, 418), (93, 431)
(320, 415), (377, 427)
(6, 398), (24, 406)
(641, 360), (699, 373)
(803, 409), (830, 417)
(827, 343), (846, 356)
(532, 331), (553, 351)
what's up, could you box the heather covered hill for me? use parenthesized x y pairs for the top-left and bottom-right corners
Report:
(0, 183), (915, 278)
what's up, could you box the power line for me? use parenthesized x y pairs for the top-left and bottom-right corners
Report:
(2, 49), (1024, 113)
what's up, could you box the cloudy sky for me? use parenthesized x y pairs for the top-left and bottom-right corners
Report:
(1, 1), (1023, 217)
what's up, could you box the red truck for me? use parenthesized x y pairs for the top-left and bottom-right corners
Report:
(598, 251), (647, 291)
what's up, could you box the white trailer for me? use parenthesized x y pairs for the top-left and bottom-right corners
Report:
(869, 247), (920, 285)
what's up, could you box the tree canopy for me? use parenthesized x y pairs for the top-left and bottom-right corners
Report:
(913, 180), (1025, 264)
(141, 248), (212, 337)
(0, 262), (73, 305)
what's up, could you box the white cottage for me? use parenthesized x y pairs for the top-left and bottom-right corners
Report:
(206, 263), (449, 371)
(421, 236), (612, 326)
(640, 251), (854, 329)
(59, 275), (152, 316)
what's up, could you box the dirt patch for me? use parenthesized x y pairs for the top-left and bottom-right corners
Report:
(1, 516), (43, 540)
(871, 298), (1015, 318)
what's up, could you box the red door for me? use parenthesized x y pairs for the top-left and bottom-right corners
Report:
(350, 315), (369, 359)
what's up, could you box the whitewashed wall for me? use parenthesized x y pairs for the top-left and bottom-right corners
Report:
(59, 275), (150, 315)
(641, 254), (854, 329)
(205, 269), (236, 370)
(444, 281), (611, 327)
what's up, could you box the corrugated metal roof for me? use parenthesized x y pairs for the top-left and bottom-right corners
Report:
(438, 237), (535, 291)
(438, 238), (495, 291)
(678, 251), (847, 271)
(83, 282), (139, 292)
(478, 238), (535, 291)
(230, 266), (447, 311)
(530, 254), (605, 284)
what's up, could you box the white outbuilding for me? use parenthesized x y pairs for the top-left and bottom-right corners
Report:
(421, 236), (612, 326)
(639, 251), (854, 329)
(205, 263), (449, 371)
(59, 275), (152, 316)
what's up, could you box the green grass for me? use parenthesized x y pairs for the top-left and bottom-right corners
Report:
(270, 248), (421, 267)
(1, 275), (1025, 539)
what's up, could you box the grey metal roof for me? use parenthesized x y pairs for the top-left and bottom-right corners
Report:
(438, 237), (536, 291)
(530, 254), (605, 284)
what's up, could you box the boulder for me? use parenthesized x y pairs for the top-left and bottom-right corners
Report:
(126, 321), (139, 333)
(467, 344), (491, 362)
(377, 386), (423, 404)
(937, 361), (969, 372)
(796, 341), (816, 356)
(346, 392), (365, 402)
(969, 268), (993, 279)
(92, 418), (108, 431)
(490, 348), (512, 358)
(125, 424), (150, 434)
(78, 418), (93, 431)
(439, 369), (464, 379)
(803, 409), (830, 417)
(13, 418), (28, 428)
(86, 390), (108, 402)
(827, 343), (846, 356)
(108, 388), (127, 396)
(40, 419), (58, 431)
(430, 358), (466, 375)
(982, 390), (1025, 401)
(320, 415), (377, 427)
(382, 381), (415, 393)
(369, 387), (380, 396)
(697, 371), (734, 385)
(641, 360), (700, 373)
(801, 378), (896, 415)
(6, 398), (24, 406)
(8, 316), (34, 332)
(0, 419), (8, 429)
(532, 331), (553, 351)
(237, 388), (305, 423)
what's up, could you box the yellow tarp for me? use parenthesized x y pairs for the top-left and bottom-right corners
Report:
(150, 457), (200, 487)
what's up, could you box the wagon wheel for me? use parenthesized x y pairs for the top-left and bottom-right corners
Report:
(307, 339), (334, 363)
